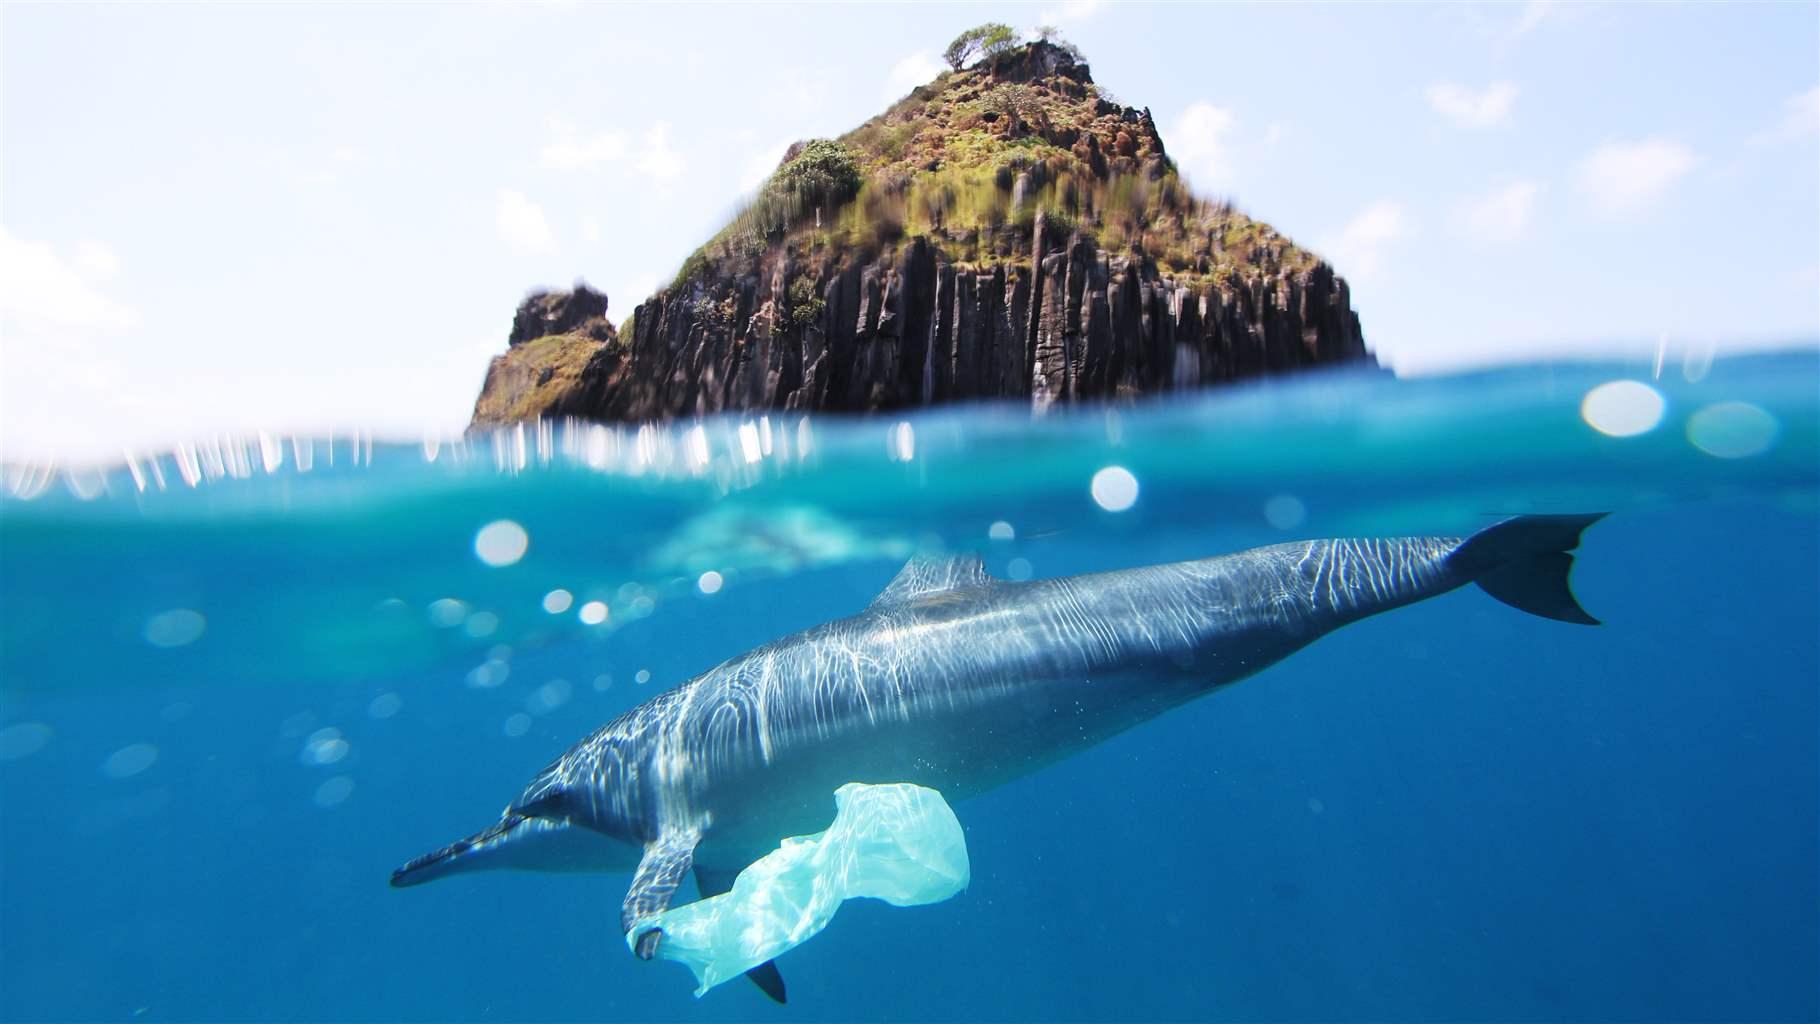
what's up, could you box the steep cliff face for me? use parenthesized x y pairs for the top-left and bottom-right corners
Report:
(472, 41), (1372, 428)
(559, 226), (1362, 421)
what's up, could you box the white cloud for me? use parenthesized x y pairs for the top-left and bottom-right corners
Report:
(1426, 81), (1518, 128)
(1511, 1), (1553, 38)
(1040, 0), (1103, 24)
(1454, 180), (1541, 243)
(495, 189), (554, 253)
(762, 68), (833, 117)
(1576, 139), (1697, 216)
(295, 144), (365, 187)
(1751, 85), (1820, 144)
(581, 216), (601, 244)
(739, 139), (794, 194)
(541, 118), (627, 171)
(1169, 101), (1237, 190)
(0, 228), (140, 331)
(0, 229), (142, 462)
(72, 240), (121, 280)
(884, 52), (944, 101)
(635, 122), (685, 182)
(1262, 123), (1285, 146)
(1321, 200), (1410, 283)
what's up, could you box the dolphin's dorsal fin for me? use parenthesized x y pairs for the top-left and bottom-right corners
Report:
(870, 554), (994, 609)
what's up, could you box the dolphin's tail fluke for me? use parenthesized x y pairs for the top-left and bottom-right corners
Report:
(1448, 514), (1607, 625)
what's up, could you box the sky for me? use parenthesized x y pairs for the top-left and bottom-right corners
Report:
(2, 2), (1816, 462)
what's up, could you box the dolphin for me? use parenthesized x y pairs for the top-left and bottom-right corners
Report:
(391, 513), (1605, 1002)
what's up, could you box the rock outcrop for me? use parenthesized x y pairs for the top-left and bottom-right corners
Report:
(507, 283), (611, 346)
(470, 39), (1374, 428)
(532, 229), (1364, 423)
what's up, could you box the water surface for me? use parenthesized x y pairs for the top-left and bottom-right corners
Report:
(2, 355), (1816, 1021)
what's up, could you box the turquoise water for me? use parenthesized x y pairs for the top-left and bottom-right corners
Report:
(2, 354), (1816, 1021)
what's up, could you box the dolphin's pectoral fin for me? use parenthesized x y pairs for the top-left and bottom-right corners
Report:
(623, 828), (701, 960)
(870, 553), (995, 609)
(696, 866), (789, 1004)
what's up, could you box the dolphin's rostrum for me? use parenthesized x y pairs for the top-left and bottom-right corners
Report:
(392, 514), (1605, 1002)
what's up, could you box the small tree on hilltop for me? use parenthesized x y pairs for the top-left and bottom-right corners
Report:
(979, 23), (1019, 60)
(944, 22), (1020, 70)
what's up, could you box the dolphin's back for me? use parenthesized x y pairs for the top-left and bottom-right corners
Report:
(663, 534), (1473, 857)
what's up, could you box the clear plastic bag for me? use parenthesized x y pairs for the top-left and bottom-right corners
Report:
(628, 782), (970, 996)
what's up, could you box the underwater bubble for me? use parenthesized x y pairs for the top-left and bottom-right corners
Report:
(465, 659), (510, 689)
(988, 521), (1015, 542)
(1687, 401), (1779, 459)
(503, 713), (532, 738)
(314, 775), (354, 808)
(0, 722), (52, 761)
(279, 711), (317, 739)
(579, 601), (609, 626)
(463, 611), (499, 639)
(367, 693), (403, 720)
(474, 520), (529, 567)
(1307, 798), (1326, 815)
(160, 701), (193, 724)
(143, 608), (205, 648)
(1581, 380), (1665, 437)
(427, 598), (468, 628)
(487, 644), (513, 661)
(101, 743), (158, 779)
(301, 727), (348, 766)
(697, 571), (724, 595)
(1263, 495), (1307, 531)
(635, 669), (652, 685)
(1090, 466), (1139, 512)
(542, 588), (573, 614)
(593, 674), (614, 692)
(528, 679), (573, 716)
(1007, 557), (1033, 581)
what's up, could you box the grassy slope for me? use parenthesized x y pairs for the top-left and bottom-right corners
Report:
(685, 43), (1323, 290)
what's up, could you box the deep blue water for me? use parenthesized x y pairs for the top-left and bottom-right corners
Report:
(2, 355), (1817, 1022)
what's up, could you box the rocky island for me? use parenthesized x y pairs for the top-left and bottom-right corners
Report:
(472, 31), (1374, 428)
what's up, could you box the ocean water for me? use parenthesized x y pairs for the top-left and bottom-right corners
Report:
(1, 354), (1816, 1022)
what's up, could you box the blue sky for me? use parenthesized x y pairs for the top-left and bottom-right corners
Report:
(2, 2), (1816, 460)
